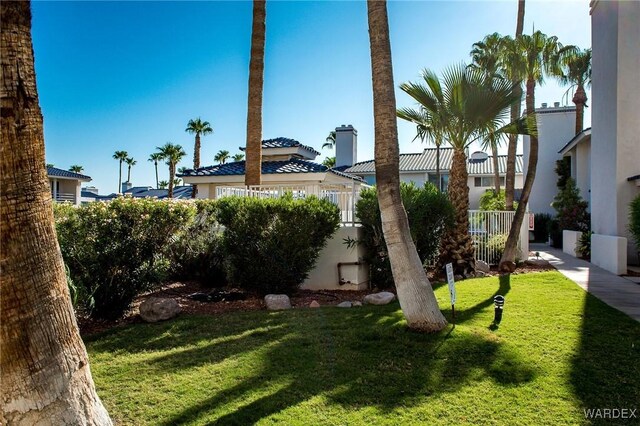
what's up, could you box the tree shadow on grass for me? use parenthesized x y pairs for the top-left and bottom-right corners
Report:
(440, 273), (511, 326)
(149, 304), (535, 425)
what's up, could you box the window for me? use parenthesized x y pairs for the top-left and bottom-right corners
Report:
(474, 176), (505, 187)
(428, 174), (449, 191)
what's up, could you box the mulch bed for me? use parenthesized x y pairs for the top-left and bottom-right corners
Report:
(78, 261), (557, 337)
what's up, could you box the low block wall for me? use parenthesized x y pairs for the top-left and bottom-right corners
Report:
(301, 226), (369, 291)
(591, 233), (627, 275)
(562, 230), (581, 257)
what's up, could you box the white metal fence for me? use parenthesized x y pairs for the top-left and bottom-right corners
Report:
(215, 184), (364, 225)
(469, 210), (527, 265)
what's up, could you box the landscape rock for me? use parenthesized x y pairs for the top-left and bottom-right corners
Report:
(309, 300), (320, 308)
(475, 260), (491, 273)
(363, 292), (396, 305)
(264, 294), (292, 310)
(525, 258), (550, 267)
(337, 301), (352, 308)
(139, 298), (181, 323)
(352, 301), (362, 307)
(475, 271), (488, 278)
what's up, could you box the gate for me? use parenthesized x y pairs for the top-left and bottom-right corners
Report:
(469, 210), (527, 265)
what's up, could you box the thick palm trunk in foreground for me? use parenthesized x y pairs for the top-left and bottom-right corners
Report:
(245, 0), (266, 186)
(1, 2), (112, 424)
(367, 0), (446, 332)
(439, 148), (476, 276)
(500, 78), (537, 272)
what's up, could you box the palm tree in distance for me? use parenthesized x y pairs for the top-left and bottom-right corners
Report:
(214, 150), (230, 165)
(322, 131), (336, 149)
(367, 0), (447, 332)
(398, 64), (521, 276)
(158, 180), (169, 190)
(124, 157), (136, 183)
(112, 150), (128, 193)
(69, 165), (84, 173)
(232, 153), (245, 162)
(552, 47), (591, 135)
(148, 152), (163, 189)
(500, 31), (569, 271)
(156, 143), (186, 198)
(322, 156), (336, 168)
(46, 163), (54, 169)
(245, 0), (266, 186)
(185, 117), (213, 198)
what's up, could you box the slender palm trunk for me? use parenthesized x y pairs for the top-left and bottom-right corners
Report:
(436, 144), (441, 191)
(1, 2), (112, 424)
(154, 161), (159, 189)
(500, 78), (537, 271)
(192, 134), (201, 198)
(245, 0), (266, 186)
(367, 0), (446, 332)
(505, 0), (525, 210)
(127, 165), (131, 182)
(573, 84), (587, 135)
(168, 163), (175, 198)
(439, 148), (475, 276)
(492, 144), (501, 195)
(118, 160), (123, 193)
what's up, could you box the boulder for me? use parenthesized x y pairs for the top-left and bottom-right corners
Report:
(475, 271), (488, 278)
(337, 301), (352, 308)
(264, 294), (292, 310)
(363, 291), (396, 305)
(475, 260), (490, 273)
(525, 258), (550, 267)
(352, 301), (362, 307)
(139, 298), (181, 323)
(309, 300), (320, 308)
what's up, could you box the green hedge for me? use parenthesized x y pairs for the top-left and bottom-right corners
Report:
(479, 189), (517, 211)
(216, 195), (340, 295)
(356, 182), (454, 288)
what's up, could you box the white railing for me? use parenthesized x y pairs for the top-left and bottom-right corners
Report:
(215, 184), (364, 225)
(469, 210), (523, 265)
(54, 193), (76, 203)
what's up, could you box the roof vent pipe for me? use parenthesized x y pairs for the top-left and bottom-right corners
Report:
(554, 102), (560, 107)
(541, 103), (548, 108)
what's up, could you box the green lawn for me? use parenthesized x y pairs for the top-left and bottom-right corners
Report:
(86, 271), (640, 425)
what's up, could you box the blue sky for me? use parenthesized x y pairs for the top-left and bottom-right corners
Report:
(32, 0), (591, 194)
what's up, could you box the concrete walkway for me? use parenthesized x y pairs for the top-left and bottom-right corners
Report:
(531, 243), (640, 322)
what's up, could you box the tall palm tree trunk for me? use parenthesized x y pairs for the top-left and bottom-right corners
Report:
(500, 78), (537, 272)
(0, 2), (112, 424)
(367, 0), (446, 332)
(154, 161), (159, 189)
(505, 0), (525, 210)
(573, 84), (587, 135)
(436, 144), (441, 191)
(192, 134), (201, 198)
(118, 160), (123, 193)
(492, 144), (501, 195)
(439, 148), (475, 276)
(127, 165), (131, 182)
(168, 163), (175, 198)
(245, 0), (266, 187)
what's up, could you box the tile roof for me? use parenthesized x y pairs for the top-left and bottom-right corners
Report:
(345, 148), (523, 175)
(98, 186), (193, 200)
(558, 127), (591, 154)
(239, 137), (321, 156)
(179, 159), (364, 182)
(47, 166), (91, 181)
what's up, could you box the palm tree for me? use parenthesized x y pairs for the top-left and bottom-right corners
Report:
(322, 156), (336, 168)
(500, 31), (568, 271)
(173, 178), (183, 187)
(0, 2), (112, 423)
(552, 47), (591, 135)
(367, 0), (447, 332)
(214, 150), (230, 164)
(112, 150), (128, 193)
(470, 32), (508, 195)
(398, 65), (521, 276)
(156, 143), (186, 198)
(232, 153), (245, 162)
(45, 163), (54, 169)
(148, 152), (163, 189)
(124, 157), (136, 183)
(322, 131), (336, 149)
(245, 0), (266, 186)
(158, 180), (169, 189)
(505, 0), (526, 210)
(69, 165), (84, 173)
(178, 166), (188, 174)
(185, 117), (213, 198)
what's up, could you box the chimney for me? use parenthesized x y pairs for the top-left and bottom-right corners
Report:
(541, 103), (548, 108)
(554, 101), (560, 107)
(335, 124), (357, 167)
(121, 181), (133, 193)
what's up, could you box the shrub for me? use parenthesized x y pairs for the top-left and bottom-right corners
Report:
(356, 182), (454, 288)
(533, 213), (553, 243)
(479, 189), (517, 211)
(630, 195), (640, 251)
(54, 198), (194, 319)
(486, 234), (508, 265)
(166, 200), (226, 287)
(577, 231), (592, 260)
(216, 195), (340, 295)
(548, 218), (563, 248)
(551, 178), (590, 233)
